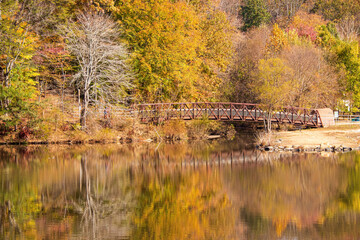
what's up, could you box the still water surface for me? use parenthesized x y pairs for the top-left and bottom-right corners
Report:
(1, 136), (360, 239)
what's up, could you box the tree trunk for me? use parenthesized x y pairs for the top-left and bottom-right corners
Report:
(81, 156), (87, 189)
(267, 112), (272, 132)
(262, 110), (273, 145)
(61, 65), (65, 113)
(0, 66), (5, 109)
(80, 88), (89, 129)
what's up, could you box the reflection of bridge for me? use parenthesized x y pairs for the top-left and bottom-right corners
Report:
(134, 102), (324, 127)
(131, 150), (313, 169)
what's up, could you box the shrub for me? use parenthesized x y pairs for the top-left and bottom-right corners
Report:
(94, 128), (117, 142)
(111, 118), (133, 132)
(17, 126), (32, 140)
(67, 129), (89, 142)
(31, 122), (52, 141)
(224, 124), (236, 140)
(72, 123), (82, 131)
(254, 130), (273, 146)
(186, 117), (222, 139)
(161, 120), (187, 139)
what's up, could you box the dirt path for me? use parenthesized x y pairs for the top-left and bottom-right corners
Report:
(273, 125), (360, 148)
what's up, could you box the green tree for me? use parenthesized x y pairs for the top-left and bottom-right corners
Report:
(318, 23), (360, 108)
(312, 0), (360, 21)
(241, 0), (271, 32)
(0, 67), (39, 128)
(0, 1), (40, 129)
(0, 2), (38, 93)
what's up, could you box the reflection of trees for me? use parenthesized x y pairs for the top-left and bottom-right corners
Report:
(131, 168), (237, 240)
(80, 155), (97, 222)
(0, 145), (135, 239)
(44, 152), (133, 239)
(223, 154), (347, 238)
(0, 159), (43, 239)
(0, 201), (21, 235)
(308, 152), (360, 239)
(313, 213), (360, 239)
(338, 152), (360, 212)
(4, 143), (360, 239)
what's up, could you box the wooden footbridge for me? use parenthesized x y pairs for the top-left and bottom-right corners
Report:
(133, 102), (330, 127)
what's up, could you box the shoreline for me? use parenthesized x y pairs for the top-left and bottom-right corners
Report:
(257, 145), (358, 152)
(258, 124), (360, 153)
(0, 134), (225, 146)
(4, 124), (360, 154)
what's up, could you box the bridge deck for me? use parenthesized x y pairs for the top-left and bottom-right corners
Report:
(134, 102), (324, 127)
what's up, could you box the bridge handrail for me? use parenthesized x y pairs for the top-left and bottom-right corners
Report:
(134, 102), (318, 112)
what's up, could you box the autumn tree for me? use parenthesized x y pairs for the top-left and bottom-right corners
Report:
(27, 0), (78, 97)
(218, 0), (243, 28)
(318, 23), (360, 109)
(0, 0), (80, 130)
(224, 26), (270, 103)
(303, 2), (360, 41)
(288, 11), (326, 42)
(266, 23), (289, 55)
(64, 11), (132, 128)
(113, 0), (201, 102)
(0, 1), (38, 96)
(110, 0), (233, 102)
(197, 6), (234, 100)
(0, 0), (40, 128)
(336, 15), (360, 41)
(34, 39), (73, 109)
(252, 58), (294, 131)
(282, 45), (339, 108)
(265, 0), (304, 21)
(312, 0), (360, 21)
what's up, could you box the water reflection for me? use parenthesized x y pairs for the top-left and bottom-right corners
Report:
(1, 139), (360, 239)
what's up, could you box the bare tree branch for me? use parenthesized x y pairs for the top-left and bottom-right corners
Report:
(62, 11), (133, 128)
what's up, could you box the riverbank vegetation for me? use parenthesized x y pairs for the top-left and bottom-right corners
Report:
(1, 0), (360, 140)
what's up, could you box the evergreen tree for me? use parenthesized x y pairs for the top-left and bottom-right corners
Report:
(241, 0), (270, 32)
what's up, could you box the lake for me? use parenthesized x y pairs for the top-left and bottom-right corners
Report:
(1, 136), (360, 239)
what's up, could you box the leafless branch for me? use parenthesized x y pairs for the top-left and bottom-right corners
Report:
(62, 11), (133, 128)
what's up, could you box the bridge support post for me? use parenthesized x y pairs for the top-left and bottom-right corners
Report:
(218, 103), (220, 120)
(180, 103), (182, 119)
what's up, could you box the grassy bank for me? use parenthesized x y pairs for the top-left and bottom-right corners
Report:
(0, 94), (236, 144)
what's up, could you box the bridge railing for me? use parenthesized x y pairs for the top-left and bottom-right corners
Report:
(134, 102), (322, 127)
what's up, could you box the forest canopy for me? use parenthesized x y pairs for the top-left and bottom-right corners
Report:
(0, 0), (360, 130)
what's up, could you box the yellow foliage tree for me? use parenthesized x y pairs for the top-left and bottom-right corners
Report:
(266, 24), (289, 55)
(252, 58), (294, 131)
(0, 2), (40, 128)
(99, 0), (234, 102)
